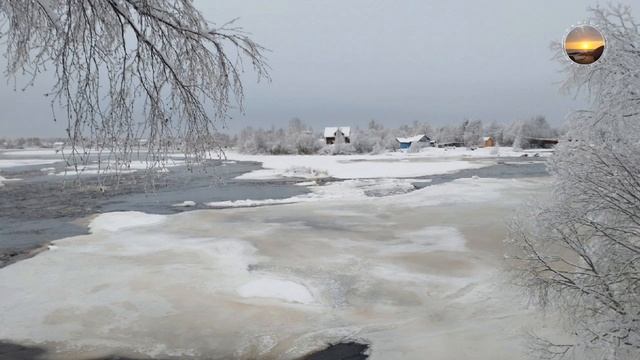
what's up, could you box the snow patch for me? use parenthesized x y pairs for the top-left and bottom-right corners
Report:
(57, 160), (184, 176)
(0, 173), (21, 187)
(207, 198), (302, 208)
(370, 263), (477, 289)
(237, 278), (315, 304)
(207, 178), (419, 208)
(2, 148), (63, 156)
(227, 151), (491, 180)
(172, 201), (197, 208)
(0, 159), (61, 169)
(296, 181), (318, 187)
(383, 177), (522, 207)
(40, 167), (57, 175)
(385, 226), (467, 253)
(89, 212), (167, 232)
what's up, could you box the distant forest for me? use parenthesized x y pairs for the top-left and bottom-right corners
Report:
(0, 137), (66, 150)
(232, 116), (563, 155)
(1, 116), (563, 155)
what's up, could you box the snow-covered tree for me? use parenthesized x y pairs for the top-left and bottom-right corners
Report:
(288, 118), (320, 154)
(508, 5), (640, 359)
(504, 116), (558, 149)
(502, 120), (522, 147)
(350, 121), (398, 154)
(435, 124), (463, 144)
(463, 120), (483, 147)
(0, 1), (268, 172)
(486, 121), (505, 145)
(350, 128), (376, 154)
(235, 119), (320, 155)
(523, 116), (556, 140)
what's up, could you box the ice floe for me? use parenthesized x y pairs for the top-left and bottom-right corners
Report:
(237, 278), (315, 304)
(0, 176), (552, 359)
(89, 211), (167, 232)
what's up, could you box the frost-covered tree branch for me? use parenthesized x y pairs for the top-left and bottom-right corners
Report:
(0, 0), (268, 176)
(508, 4), (640, 359)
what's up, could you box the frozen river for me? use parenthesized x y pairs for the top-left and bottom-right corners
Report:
(0, 151), (308, 266)
(0, 149), (553, 359)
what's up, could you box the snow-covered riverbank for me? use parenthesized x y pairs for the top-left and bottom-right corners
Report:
(225, 147), (550, 180)
(0, 146), (550, 180)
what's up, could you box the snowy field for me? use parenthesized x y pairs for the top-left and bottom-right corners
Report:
(0, 173), (553, 359)
(226, 147), (550, 180)
(0, 148), (186, 177)
(0, 146), (550, 181)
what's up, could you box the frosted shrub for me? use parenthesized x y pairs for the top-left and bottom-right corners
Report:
(508, 5), (640, 359)
(294, 134), (322, 155)
(407, 141), (421, 153)
(318, 143), (356, 155)
(351, 132), (375, 154)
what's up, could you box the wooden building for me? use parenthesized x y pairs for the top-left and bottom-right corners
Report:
(483, 136), (496, 147)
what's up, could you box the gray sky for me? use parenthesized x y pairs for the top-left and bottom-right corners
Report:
(0, 1), (617, 137)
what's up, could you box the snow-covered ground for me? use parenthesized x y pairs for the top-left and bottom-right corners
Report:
(225, 147), (550, 180)
(0, 172), (21, 187)
(0, 174), (553, 359)
(0, 158), (61, 169)
(0, 146), (549, 179)
(0, 148), (186, 176)
(1, 148), (63, 156)
(56, 159), (186, 176)
(206, 178), (419, 208)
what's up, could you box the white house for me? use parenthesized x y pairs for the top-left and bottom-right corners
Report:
(324, 127), (351, 144)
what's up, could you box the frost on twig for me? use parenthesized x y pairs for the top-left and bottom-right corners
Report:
(507, 4), (640, 359)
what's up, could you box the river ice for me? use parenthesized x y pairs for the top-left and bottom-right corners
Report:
(0, 176), (552, 359)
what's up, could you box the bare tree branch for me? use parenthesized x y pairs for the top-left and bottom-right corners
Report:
(0, 0), (269, 181)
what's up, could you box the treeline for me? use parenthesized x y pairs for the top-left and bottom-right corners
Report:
(1, 116), (562, 155)
(0, 137), (66, 149)
(230, 116), (563, 155)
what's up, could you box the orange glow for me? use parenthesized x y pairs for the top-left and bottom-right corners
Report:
(565, 40), (604, 51)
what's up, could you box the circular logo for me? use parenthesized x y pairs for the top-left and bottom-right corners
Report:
(564, 25), (606, 65)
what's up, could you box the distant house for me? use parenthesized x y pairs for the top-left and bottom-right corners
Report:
(396, 134), (430, 150)
(483, 136), (496, 147)
(324, 127), (351, 144)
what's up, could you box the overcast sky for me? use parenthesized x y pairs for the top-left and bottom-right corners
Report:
(0, 1), (624, 137)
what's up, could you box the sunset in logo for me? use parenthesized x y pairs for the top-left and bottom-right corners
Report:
(564, 25), (605, 64)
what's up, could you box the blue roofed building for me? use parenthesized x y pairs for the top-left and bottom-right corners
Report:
(396, 134), (430, 150)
